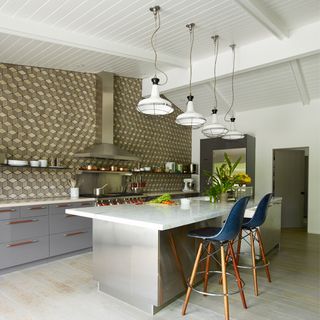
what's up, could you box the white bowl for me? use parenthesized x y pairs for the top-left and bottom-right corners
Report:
(8, 160), (28, 166)
(30, 160), (40, 167)
(144, 167), (151, 172)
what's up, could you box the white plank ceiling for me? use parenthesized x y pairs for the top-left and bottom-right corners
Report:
(166, 53), (320, 115)
(0, 0), (319, 111)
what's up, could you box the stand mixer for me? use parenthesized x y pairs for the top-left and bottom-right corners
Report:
(183, 178), (194, 192)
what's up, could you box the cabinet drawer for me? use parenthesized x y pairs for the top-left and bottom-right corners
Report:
(50, 229), (92, 256)
(20, 205), (48, 218)
(49, 202), (94, 214)
(49, 212), (92, 234)
(73, 202), (95, 208)
(0, 215), (49, 243)
(0, 207), (20, 220)
(0, 236), (49, 269)
(49, 203), (75, 215)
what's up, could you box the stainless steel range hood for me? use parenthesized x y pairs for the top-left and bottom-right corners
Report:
(74, 72), (139, 161)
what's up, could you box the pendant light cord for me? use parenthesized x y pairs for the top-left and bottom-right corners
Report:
(213, 36), (219, 110)
(151, 9), (168, 85)
(188, 25), (194, 96)
(224, 44), (236, 122)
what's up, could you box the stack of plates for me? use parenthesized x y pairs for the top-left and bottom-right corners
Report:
(8, 160), (28, 166)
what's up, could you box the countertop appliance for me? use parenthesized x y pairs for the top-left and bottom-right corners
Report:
(183, 178), (195, 192)
(165, 162), (176, 173)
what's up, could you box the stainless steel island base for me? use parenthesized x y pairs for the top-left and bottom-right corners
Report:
(92, 217), (223, 314)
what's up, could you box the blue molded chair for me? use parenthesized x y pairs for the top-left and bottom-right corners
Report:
(235, 193), (273, 296)
(182, 196), (251, 320)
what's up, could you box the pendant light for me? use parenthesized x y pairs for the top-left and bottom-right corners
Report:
(137, 6), (173, 115)
(222, 44), (244, 140)
(202, 35), (228, 138)
(175, 23), (206, 128)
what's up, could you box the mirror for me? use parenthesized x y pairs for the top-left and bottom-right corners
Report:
(212, 148), (246, 175)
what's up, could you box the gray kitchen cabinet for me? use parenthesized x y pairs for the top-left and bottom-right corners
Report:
(49, 229), (92, 256)
(0, 200), (94, 271)
(49, 212), (91, 234)
(49, 202), (93, 257)
(0, 215), (49, 243)
(0, 204), (50, 270)
(0, 207), (20, 220)
(20, 205), (48, 218)
(49, 202), (92, 235)
(0, 236), (49, 269)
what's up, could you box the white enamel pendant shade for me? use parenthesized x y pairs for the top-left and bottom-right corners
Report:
(137, 77), (173, 115)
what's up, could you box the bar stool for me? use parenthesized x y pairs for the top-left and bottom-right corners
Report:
(182, 196), (250, 320)
(235, 193), (273, 296)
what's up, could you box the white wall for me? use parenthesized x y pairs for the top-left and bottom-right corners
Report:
(192, 99), (320, 234)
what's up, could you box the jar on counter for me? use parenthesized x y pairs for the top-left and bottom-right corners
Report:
(176, 163), (183, 173)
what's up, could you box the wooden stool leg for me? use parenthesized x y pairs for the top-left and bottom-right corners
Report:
(236, 230), (242, 264)
(228, 242), (247, 309)
(249, 230), (259, 296)
(168, 231), (187, 289)
(256, 228), (271, 282)
(220, 244), (230, 320)
(203, 242), (212, 295)
(219, 241), (232, 285)
(182, 242), (203, 315)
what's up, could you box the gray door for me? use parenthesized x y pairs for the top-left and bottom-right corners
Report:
(274, 149), (306, 228)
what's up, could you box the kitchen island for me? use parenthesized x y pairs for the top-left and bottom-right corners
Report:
(66, 198), (281, 314)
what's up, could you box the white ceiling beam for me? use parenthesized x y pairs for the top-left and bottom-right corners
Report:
(289, 60), (310, 106)
(143, 21), (320, 96)
(233, 0), (289, 39)
(0, 13), (187, 68)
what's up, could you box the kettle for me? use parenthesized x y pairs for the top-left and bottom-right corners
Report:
(93, 184), (108, 197)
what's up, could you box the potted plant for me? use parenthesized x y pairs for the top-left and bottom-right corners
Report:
(205, 153), (244, 203)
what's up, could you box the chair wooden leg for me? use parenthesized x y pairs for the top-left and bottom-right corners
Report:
(182, 242), (203, 315)
(236, 230), (242, 264)
(249, 230), (259, 296)
(220, 244), (230, 320)
(228, 242), (247, 309)
(256, 228), (272, 282)
(203, 242), (212, 295)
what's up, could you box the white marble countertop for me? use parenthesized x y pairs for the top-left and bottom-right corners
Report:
(66, 198), (281, 231)
(0, 197), (96, 208)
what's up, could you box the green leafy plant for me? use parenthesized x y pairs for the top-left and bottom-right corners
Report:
(149, 193), (172, 203)
(205, 153), (242, 202)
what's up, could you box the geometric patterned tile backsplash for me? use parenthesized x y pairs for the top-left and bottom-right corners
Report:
(113, 76), (192, 193)
(0, 63), (191, 199)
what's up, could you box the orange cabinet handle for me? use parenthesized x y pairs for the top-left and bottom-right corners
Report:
(56, 204), (72, 208)
(7, 219), (39, 225)
(29, 206), (46, 210)
(64, 231), (86, 237)
(0, 208), (16, 213)
(7, 240), (38, 248)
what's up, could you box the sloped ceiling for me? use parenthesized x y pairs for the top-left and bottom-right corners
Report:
(0, 0), (319, 111)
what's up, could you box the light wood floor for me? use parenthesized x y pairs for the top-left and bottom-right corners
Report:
(0, 229), (319, 320)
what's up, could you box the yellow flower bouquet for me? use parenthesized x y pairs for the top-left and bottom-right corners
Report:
(234, 173), (251, 185)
